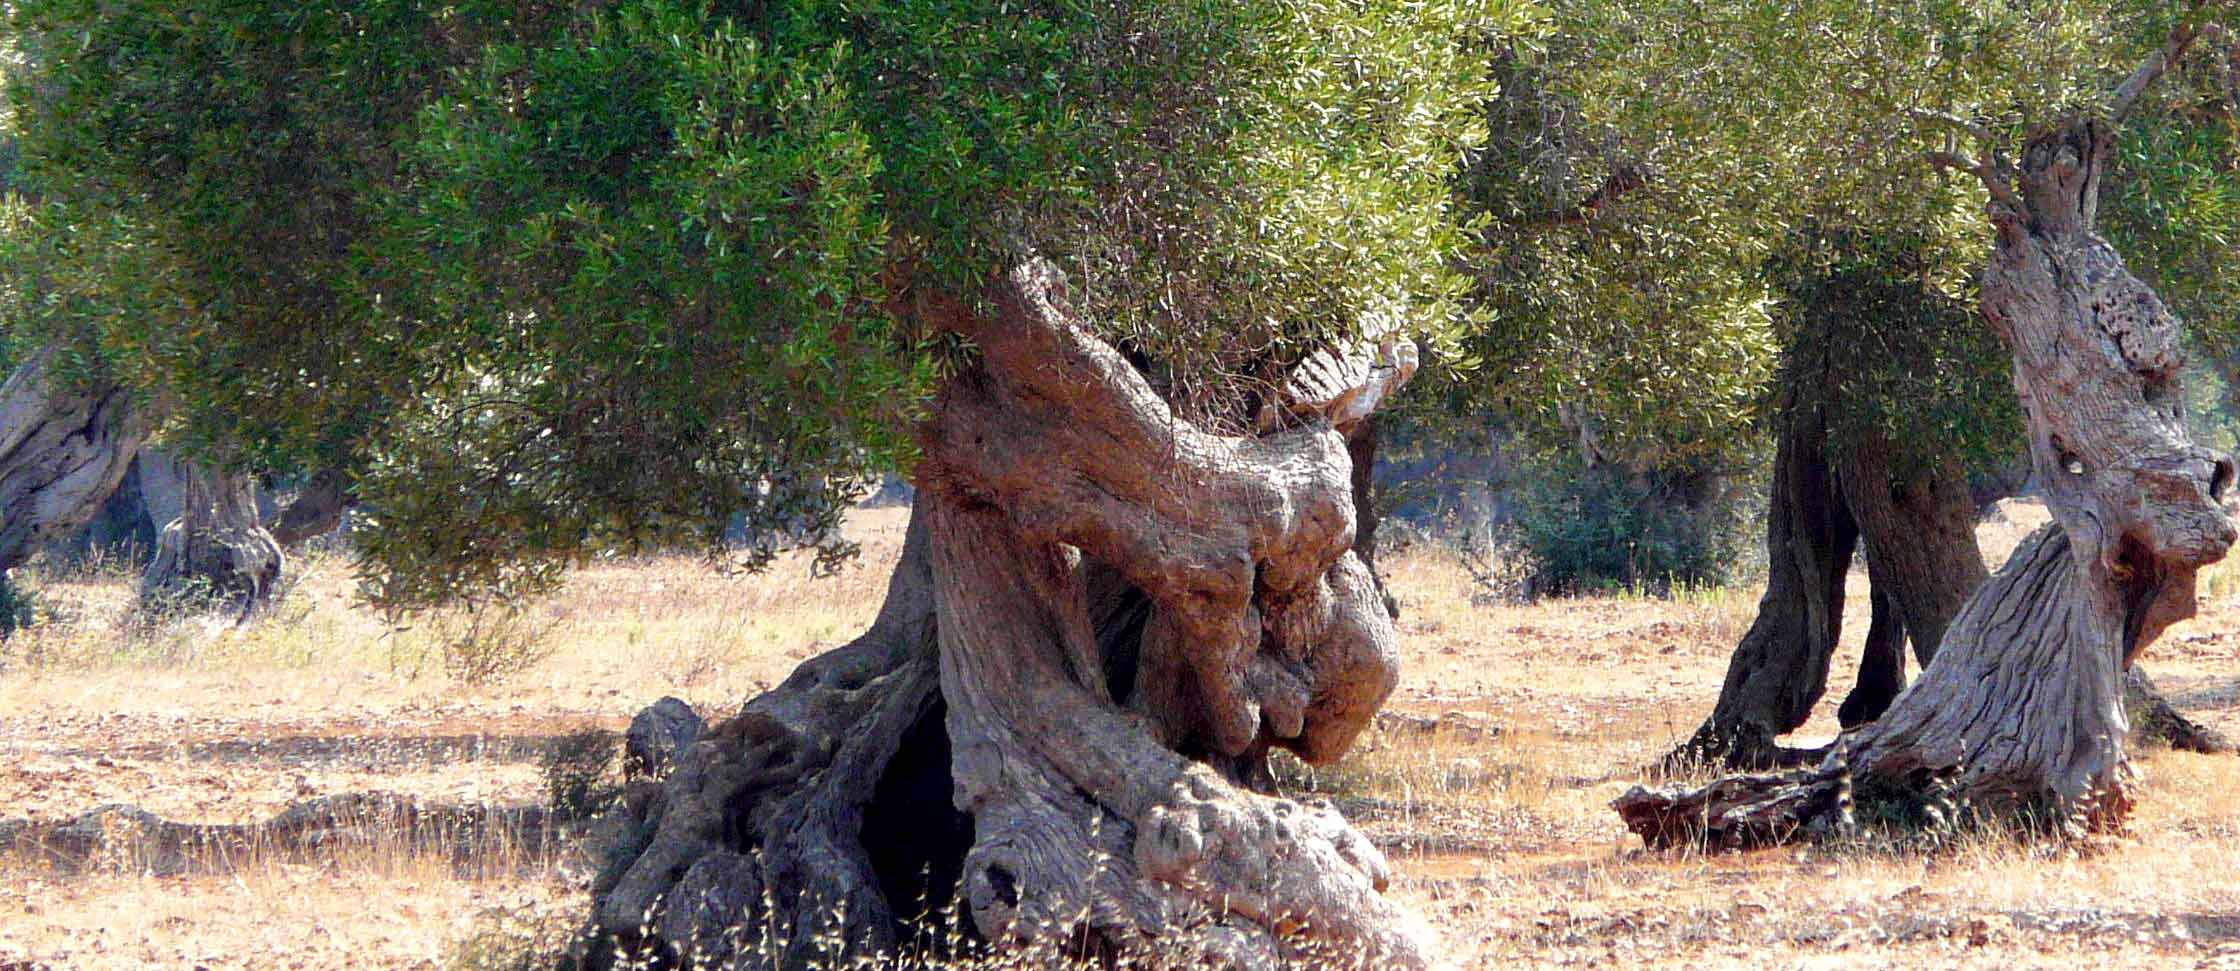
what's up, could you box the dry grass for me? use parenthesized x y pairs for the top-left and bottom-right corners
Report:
(3, 499), (2239, 970)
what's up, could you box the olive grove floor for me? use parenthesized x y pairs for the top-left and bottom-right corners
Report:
(3, 501), (2239, 969)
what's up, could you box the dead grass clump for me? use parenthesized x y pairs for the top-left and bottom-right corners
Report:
(394, 607), (558, 686)
(446, 901), (580, 971)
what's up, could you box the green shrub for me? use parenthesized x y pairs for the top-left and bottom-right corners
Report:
(1510, 453), (1747, 596)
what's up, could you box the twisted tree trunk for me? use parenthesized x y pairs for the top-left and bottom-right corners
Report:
(581, 263), (1428, 970)
(1829, 428), (1987, 727)
(1666, 363), (1857, 770)
(1619, 117), (2236, 849)
(142, 459), (283, 619)
(0, 346), (148, 629)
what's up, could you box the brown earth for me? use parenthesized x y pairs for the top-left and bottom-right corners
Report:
(4, 500), (2238, 969)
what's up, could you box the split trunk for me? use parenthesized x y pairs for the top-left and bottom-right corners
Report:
(142, 457), (284, 619)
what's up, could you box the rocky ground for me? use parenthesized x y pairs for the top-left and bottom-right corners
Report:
(3, 501), (2239, 969)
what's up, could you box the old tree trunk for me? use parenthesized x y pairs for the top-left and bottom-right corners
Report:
(0, 346), (148, 631)
(142, 456), (283, 619)
(1668, 304), (1986, 770)
(1618, 118), (2237, 849)
(581, 263), (1429, 970)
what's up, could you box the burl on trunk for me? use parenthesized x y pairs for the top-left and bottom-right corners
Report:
(580, 262), (1430, 969)
(1617, 117), (2236, 850)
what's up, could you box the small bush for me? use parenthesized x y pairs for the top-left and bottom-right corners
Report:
(438, 608), (554, 685)
(1509, 453), (1747, 596)
(444, 902), (577, 971)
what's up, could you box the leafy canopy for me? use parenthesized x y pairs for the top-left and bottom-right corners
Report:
(1446, 1), (2226, 474)
(6, 0), (1510, 607)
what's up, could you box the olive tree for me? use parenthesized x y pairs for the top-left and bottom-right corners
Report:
(8, 0), (1509, 964)
(1605, 0), (2240, 846)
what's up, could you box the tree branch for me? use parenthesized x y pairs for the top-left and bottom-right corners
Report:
(1906, 107), (1996, 145)
(1925, 149), (2022, 211)
(1517, 162), (1648, 227)
(2111, 0), (2221, 123)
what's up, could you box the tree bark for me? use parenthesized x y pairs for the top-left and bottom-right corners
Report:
(142, 458), (284, 619)
(1837, 427), (1987, 664)
(581, 263), (1428, 970)
(1667, 339), (1856, 770)
(1618, 117), (2237, 849)
(0, 346), (148, 629)
(1828, 426), (1990, 727)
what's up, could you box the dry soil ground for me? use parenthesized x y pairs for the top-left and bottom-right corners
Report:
(4, 501), (2240, 969)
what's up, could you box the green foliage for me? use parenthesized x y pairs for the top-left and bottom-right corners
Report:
(1442, 0), (2208, 475)
(1766, 226), (2024, 475)
(2103, 66), (2240, 381)
(10, 0), (1508, 609)
(1508, 450), (1748, 596)
(7, 1), (548, 467)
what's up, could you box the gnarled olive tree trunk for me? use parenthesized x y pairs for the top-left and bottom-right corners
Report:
(1666, 341), (1857, 770)
(1619, 117), (2236, 849)
(143, 458), (283, 619)
(1665, 308), (1992, 770)
(0, 346), (148, 629)
(1827, 426), (1986, 727)
(581, 263), (1428, 970)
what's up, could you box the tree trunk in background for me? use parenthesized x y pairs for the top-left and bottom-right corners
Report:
(1829, 428), (1988, 725)
(1347, 416), (1400, 619)
(265, 468), (352, 547)
(1348, 417), (1382, 571)
(142, 459), (283, 619)
(1667, 338), (1857, 771)
(136, 448), (188, 539)
(0, 346), (148, 631)
(1837, 428), (1987, 664)
(581, 263), (1428, 971)
(1836, 585), (1906, 728)
(1618, 117), (2236, 849)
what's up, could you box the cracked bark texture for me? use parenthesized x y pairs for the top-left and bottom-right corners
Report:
(1620, 117), (2236, 849)
(0, 346), (147, 628)
(143, 457), (283, 619)
(580, 262), (1425, 970)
